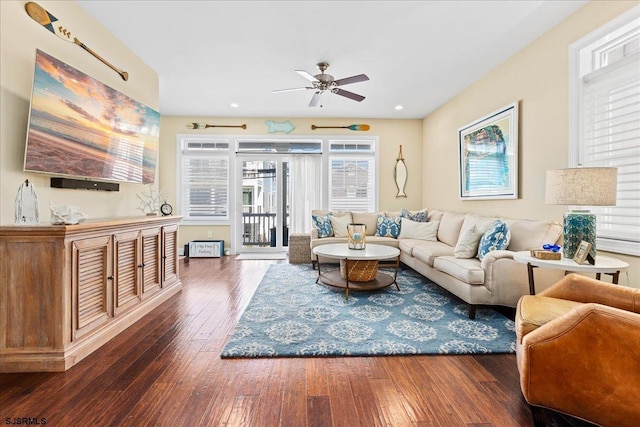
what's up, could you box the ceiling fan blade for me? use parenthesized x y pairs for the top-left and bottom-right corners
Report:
(272, 87), (311, 93)
(309, 92), (322, 107)
(296, 70), (319, 82)
(333, 74), (369, 86)
(332, 88), (365, 102)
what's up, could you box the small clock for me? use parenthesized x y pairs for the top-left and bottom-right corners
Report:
(160, 202), (173, 216)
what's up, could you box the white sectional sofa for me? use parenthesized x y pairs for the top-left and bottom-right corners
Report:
(309, 209), (564, 319)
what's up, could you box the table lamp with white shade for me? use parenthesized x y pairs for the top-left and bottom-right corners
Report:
(545, 167), (618, 262)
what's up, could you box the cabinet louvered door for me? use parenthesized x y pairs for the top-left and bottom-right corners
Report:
(162, 224), (179, 288)
(71, 235), (113, 341)
(140, 227), (162, 300)
(113, 230), (141, 315)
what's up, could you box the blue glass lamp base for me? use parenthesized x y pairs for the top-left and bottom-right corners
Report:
(563, 210), (596, 260)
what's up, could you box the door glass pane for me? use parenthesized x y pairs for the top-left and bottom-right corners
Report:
(241, 160), (277, 249)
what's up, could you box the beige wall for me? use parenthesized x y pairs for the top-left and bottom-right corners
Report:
(159, 116), (423, 251)
(422, 0), (639, 286)
(0, 1), (159, 224)
(2, 1), (636, 284)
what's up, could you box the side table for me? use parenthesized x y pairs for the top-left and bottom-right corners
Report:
(513, 251), (630, 295)
(288, 233), (311, 264)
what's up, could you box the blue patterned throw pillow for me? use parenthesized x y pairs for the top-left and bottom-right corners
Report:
(477, 220), (511, 260)
(375, 214), (402, 238)
(312, 214), (333, 238)
(400, 208), (428, 223)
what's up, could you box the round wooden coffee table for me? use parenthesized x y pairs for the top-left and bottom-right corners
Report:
(312, 243), (401, 299)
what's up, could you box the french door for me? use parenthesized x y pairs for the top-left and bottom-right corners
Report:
(234, 155), (289, 253)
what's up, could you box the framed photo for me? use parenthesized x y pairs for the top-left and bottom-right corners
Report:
(458, 102), (519, 200)
(573, 240), (593, 264)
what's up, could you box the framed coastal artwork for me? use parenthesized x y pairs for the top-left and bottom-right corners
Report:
(458, 102), (519, 200)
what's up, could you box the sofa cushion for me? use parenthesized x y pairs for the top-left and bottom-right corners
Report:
(375, 214), (402, 238)
(437, 211), (466, 247)
(398, 238), (426, 256)
(412, 242), (455, 267)
(398, 219), (439, 240)
(312, 210), (351, 220)
(454, 214), (497, 259)
(433, 256), (485, 285)
(351, 211), (380, 236)
(458, 213), (497, 235)
(364, 236), (400, 248)
(400, 208), (428, 222)
(503, 218), (563, 251)
(454, 224), (485, 259)
(312, 213), (333, 238)
(428, 209), (445, 222)
(478, 220), (511, 260)
(329, 213), (352, 237)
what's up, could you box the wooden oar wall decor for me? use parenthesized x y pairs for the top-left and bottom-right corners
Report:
(311, 124), (370, 131)
(186, 123), (247, 130)
(25, 2), (129, 81)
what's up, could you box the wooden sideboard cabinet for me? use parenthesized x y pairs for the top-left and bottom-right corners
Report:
(0, 216), (183, 372)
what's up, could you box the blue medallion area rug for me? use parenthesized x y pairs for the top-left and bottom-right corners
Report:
(220, 264), (516, 358)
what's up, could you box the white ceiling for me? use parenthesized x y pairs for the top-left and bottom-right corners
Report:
(77, 0), (587, 119)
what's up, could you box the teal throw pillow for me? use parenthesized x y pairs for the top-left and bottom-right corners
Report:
(477, 220), (511, 260)
(400, 208), (428, 223)
(312, 214), (333, 238)
(375, 214), (402, 238)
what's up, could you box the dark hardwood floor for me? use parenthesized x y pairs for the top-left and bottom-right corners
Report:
(0, 257), (593, 426)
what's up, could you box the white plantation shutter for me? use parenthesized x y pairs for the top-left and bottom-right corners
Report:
(582, 52), (640, 249)
(572, 8), (640, 255)
(329, 158), (375, 212)
(328, 140), (377, 212)
(179, 137), (230, 221)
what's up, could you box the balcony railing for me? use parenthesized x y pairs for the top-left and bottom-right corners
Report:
(242, 212), (288, 247)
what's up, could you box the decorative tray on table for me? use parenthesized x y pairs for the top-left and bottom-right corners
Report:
(530, 250), (561, 260)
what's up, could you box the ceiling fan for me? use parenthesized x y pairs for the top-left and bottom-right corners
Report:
(272, 62), (369, 107)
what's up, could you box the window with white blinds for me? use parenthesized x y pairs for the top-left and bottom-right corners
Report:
(572, 7), (640, 255)
(328, 140), (377, 212)
(178, 137), (230, 222)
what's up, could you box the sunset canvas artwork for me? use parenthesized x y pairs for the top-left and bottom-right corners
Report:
(24, 49), (160, 184)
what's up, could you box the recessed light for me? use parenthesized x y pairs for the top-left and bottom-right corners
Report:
(394, 105), (404, 110)
(230, 103), (239, 108)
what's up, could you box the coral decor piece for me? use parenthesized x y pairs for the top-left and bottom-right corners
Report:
(50, 202), (88, 225)
(136, 185), (168, 215)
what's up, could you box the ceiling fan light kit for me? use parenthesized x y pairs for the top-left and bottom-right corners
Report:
(273, 62), (369, 107)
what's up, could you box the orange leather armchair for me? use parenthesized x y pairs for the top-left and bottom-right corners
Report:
(515, 273), (640, 427)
